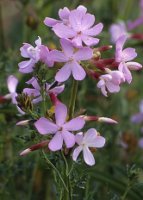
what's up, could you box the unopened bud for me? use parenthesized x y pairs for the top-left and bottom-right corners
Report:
(98, 117), (118, 124)
(16, 120), (30, 126)
(20, 140), (49, 156)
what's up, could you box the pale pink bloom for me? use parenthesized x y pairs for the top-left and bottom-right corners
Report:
(115, 36), (142, 83)
(97, 70), (125, 97)
(23, 77), (65, 104)
(5, 75), (18, 104)
(72, 128), (105, 166)
(109, 22), (129, 43)
(52, 5), (103, 47)
(5, 75), (25, 115)
(35, 102), (85, 151)
(51, 38), (93, 82)
(131, 100), (143, 123)
(18, 37), (53, 73)
(44, 7), (70, 27)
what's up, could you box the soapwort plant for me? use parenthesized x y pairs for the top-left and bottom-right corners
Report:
(5, 5), (142, 200)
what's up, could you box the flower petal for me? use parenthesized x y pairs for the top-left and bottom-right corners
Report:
(84, 128), (106, 148)
(63, 117), (85, 131)
(35, 117), (58, 135)
(60, 39), (74, 57)
(20, 43), (31, 58)
(58, 7), (70, 20)
(84, 23), (103, 36)
(122, 48), (137, 61)
(71, 61), (86, 80)
(119, 63), (132, 83)
(50, 50), (68, 62)
(72, 146), (82, 161)
(53, 23), (76, 38)
(74, 47), (93, 61)
(82, 35), (99, 46)
(23, 88), (40, 97)
(18, 60), (34, 73)
(55, 102), (67, 126)
(44, 17), (60, 27)
(82, 13), (95, 29)
(55, 62), (72, 82)
(126, 62), (142, 70)
(7, 75), (18, 93)
(83, 146), (95, 166)
(75, 132), (83, 145)
(49, 132), (63, 151)
(62, 130), (75, 148)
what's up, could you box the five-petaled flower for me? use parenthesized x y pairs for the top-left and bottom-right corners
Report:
(18, 36), (53, 73)
(51, 38), (93, 82)
(35, 102), (85, 151)
(115, 35), (142, 83)
(23, 77), (65, 104)
(72, 128), (105, 166)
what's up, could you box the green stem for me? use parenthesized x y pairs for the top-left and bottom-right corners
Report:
(42, 150), (68, 193)
(69, 78), (78, 119)
(41, 85), (47, 115)
(120, 182), (131, 200)
(61, 151), (72, 200)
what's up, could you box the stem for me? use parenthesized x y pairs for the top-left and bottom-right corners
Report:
(61, 151), (72, 200)
(120, 182), (131, 200)
(69, 78), (78, 119)
(42, 150), (68, 193)
(41, 85), (47, 115)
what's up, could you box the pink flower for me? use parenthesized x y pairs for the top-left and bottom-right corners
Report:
(115, 36), (142, 83)
(23, 77), (65, 103)
(35, 102), (85, 151)
(18, 37), (53, 73)
(44, 7), (70, 27)
(5, 75), (18, 104)
(5, 75), (25, 115)
(72, 128), (105, 166)
(109, 22), (129, 43)
(52, 5), (103, 47)
(97, 69), (125, 96)
(51, 38), (93, 82)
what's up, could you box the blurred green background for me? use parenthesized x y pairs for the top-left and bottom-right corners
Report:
(0, 0), (143, 199)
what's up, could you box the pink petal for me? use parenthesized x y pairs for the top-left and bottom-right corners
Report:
(18, 60), (34, 73)
(82, 35), (99, 46)
(49, 132), (63, 151)
(83, 146), (95, 166)
(32, 96), (42, 104)
(63, 117), (85, 131)
(55, 62), (72, 82)
(26, 77), (40, 90)
(72, 36), (83, 47)
(71, 61), (86, 80)
(97, 80), (107, 97)
(72, 146), (82, 161)
(75, 132), (83, 145)
(35, 117), (58, 135)
(74, 47), (93, 61)
(44, 17), (60, 27)
(84, 128), (105, 148)
(20, 43), (31, 58)
(60, 39), (74, 57)
(40, 45), (54, 67)
(126, 62), (142, 70)
(23, 88), (40, 97)
(58, 7), (70, 20)
(84, 23), (103, 36)
(53, 23), (76, 38)
(35, 36), (41, 46)
(116, 35), (127, 51)
(119, 63), (132, 83)
(62, 130), (75, 148)
(77, 5), (87, 15)
(50, 50), (68, 62)
(69, 10), (84, 32)
(7, 75), (18, 93)
(106, 81), (120, 93)
(82, 13), (95, 29)
(55, 102), (67, 126)
(122, 48), (137, 61)
(49, 85), (65, 95)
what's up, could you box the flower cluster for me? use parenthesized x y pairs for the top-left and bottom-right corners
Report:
(5, 5), (142, 166)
